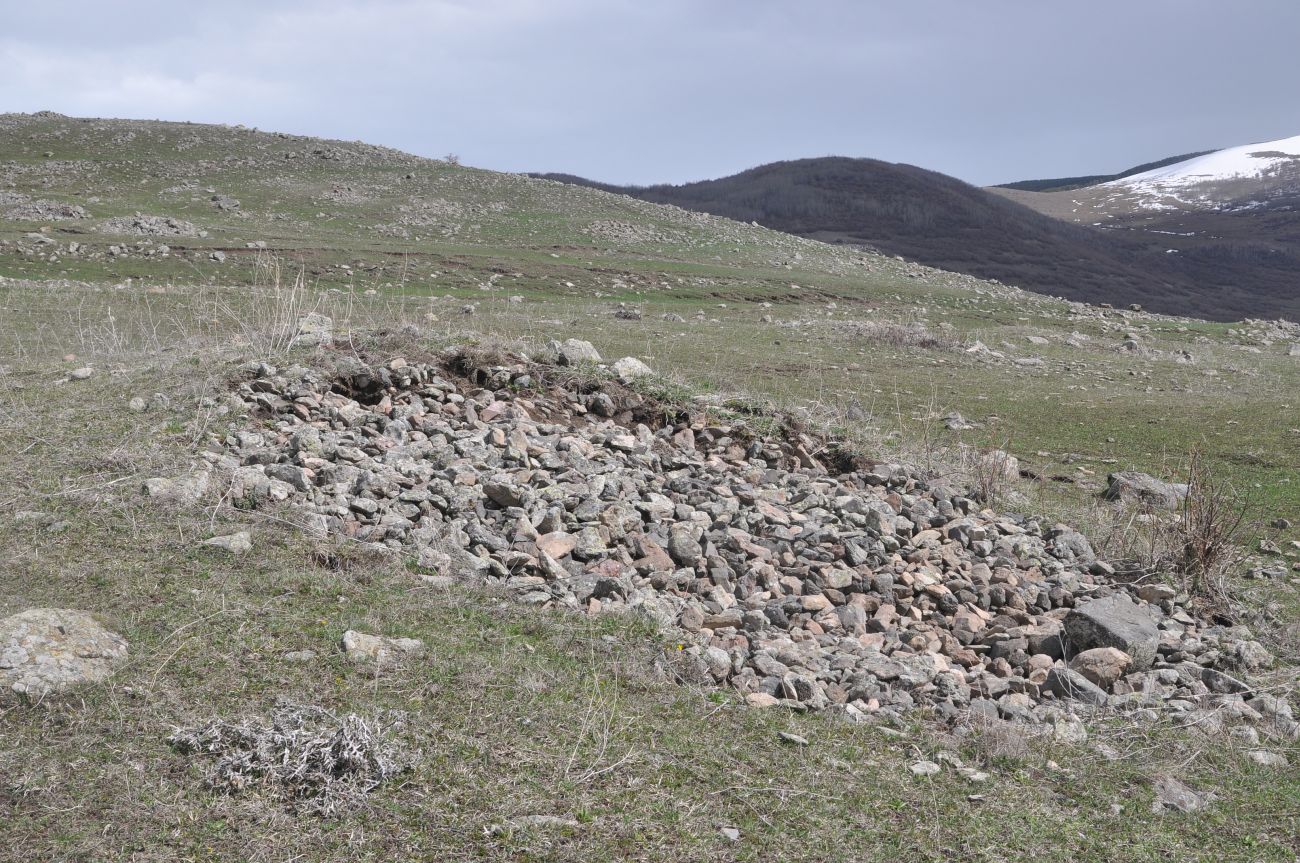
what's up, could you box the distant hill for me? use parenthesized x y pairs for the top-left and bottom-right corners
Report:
(535, 157), (1300, 321)
(994, 135), (1300, 322)
(996, 151), (1215, 192)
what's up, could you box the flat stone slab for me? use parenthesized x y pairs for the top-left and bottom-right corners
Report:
(0, 608), (129, 697)
(340, 630), (424, 666)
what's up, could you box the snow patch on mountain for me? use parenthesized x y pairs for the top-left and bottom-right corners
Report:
(1104, 135), (1300, 206)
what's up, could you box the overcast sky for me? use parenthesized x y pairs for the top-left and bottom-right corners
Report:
(3, 1), (1297, 186)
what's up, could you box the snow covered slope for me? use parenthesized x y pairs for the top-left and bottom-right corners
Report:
(1104, 134), (1300, 207)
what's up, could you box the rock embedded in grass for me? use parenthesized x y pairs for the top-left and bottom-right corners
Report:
(201, 530), (253, 554)
(543, 338), (602, 365)
(292, 313), (334, 348)
(612, 356), (653, 383)
(0, 608), (128, 697)
(1150, 774), (1215, 814)
(143, 468), (212, 505)
(340, 630), (424, 666)
(1103, 471), (1188, 510)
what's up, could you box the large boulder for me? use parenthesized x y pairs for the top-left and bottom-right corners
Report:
(1104, 471), (1188, 510)
(612, 356), (653, 383)
(543, 339), (602, 366)
(1064, 595), (1160, 670)
(1, 608), (129, 697)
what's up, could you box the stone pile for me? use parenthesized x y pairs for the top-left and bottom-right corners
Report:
(195, 344), (1294, 735)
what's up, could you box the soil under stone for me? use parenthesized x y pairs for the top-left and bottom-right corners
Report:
(190, 344), (1296, 739)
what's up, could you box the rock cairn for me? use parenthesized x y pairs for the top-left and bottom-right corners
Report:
(200, 345), (1294, 735)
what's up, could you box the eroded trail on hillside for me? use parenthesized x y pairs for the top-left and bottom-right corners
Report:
(175, 342), (1295, 739)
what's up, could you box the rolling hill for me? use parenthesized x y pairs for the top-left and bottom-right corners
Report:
(536, 156), (1300, 321)
(995, 134), (1300, 318)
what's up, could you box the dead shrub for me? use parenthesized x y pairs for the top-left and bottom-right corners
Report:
(840, 320), (963, 350)
(962, 443), (1018, 505)
(1084, 451), (1250, 607)
(167, 702), (410, 815)
(1174, 450), (1249, 606)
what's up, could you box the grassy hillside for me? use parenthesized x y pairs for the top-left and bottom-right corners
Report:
(1, 114), (1298, 861)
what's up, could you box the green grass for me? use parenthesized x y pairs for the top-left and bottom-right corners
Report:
(2, 112), (1299, 861)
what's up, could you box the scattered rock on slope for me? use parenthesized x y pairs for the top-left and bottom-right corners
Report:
(341, 630), (424, 666)
(543, 338), (602, 365)
(293, 312), (334, 348)
(1103, 471), (1188, 510)
(612, 356), (654, 383)
(99, 213), (201, 237)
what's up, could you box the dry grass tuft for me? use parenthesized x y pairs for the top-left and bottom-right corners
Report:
(167, 702), (410, 815)
(964, 715), (1032, 767)
(840, 320), (965, 351)
(213, 257), (320, 356)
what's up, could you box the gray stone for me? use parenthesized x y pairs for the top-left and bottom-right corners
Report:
(1068, 647), (1131, 690)
(1151, 774), (1214, 813)
(612, 356), (653, 383)
(143, 469), (212, 505)
(545, 338), (602, 365)
(1201, 667), (1251, 695)
(1136, 583), (1176, 603)
(201, 530), (252, 554)
(910, 760), (941, 776)
(340, 630), (424, 665)
(1, 608), (128, 697)
(1245, 750), (1289, 769)
(1064, 595), (1159, 670)
(1104, 471), (1188, 510)
(1044, 667), (1109, 706)
(292, 313), (334, 348)
(667, 528), (703, 566)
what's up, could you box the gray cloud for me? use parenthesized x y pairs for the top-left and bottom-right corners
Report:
(3, 0), (1298, 185)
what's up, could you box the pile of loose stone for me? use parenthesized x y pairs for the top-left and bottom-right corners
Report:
(198, 342), (1295, 738)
